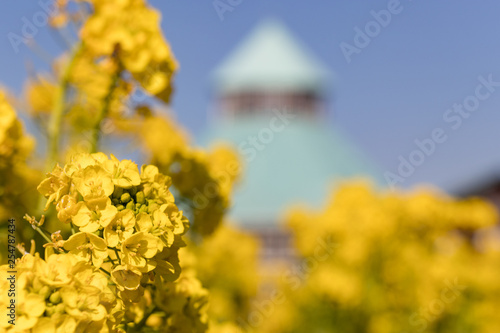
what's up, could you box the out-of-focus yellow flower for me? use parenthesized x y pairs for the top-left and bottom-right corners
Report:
(66, 50), (131, 131)
(138, 114), (241, 236)
(188, 225), (260, 325)
(258, 182), (500, 333)
(78, 0), (177, 103)
(0, 90), (34, 162)
(25, 74), (57, 115)
(208, 322), (245, 333)
(206, 143), (242, 198)
(0, 90), (41, 263)
(152, 268), (210, 333)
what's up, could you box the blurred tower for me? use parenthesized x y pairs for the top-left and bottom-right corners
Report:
(200, 19), (382, 264)
(210, 19), (328, 120)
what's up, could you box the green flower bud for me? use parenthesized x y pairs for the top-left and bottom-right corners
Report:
(120, 192), (132, 204)
(116, 204), (125, 211)
(136, 191), (145, 204)
(112, 198), (120, 205)
(39, 285), (51, 299)
(45, 304), (55, 316)
(139, 205), (148, 214)
(32, 277), (44, 292)
(126, 201), (135, 211)
(55, 303), (65, 314)
(50, 291), (61, 304)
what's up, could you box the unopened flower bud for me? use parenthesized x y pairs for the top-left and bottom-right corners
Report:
(45, 304), (56, 316)
(121, 192), (131, 203)
(126, 201), (135, 211)
(50, 291), (61, 304)
(39, 285), (51, 299)
(56, 195), (78, 223)
(55, 303), (65, 314)
(32, 277), (44, 292)
(136, 191), (145, 204)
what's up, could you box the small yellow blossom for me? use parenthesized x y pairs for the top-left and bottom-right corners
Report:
(105, 209), (136, 247)
(136, 208), (174, 248)
(111, 265), (142, 291)
(64, 232), (108, 267)
(73, 165), (115, 201)
(105, 154), (141, 188)
(37, 164), (71, 210)
(121, 232), (160, 272)
(73, 198), (118, 232)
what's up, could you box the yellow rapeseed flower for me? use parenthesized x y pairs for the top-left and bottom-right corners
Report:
(64, 232), (108, 267)
(121, 232), (160, 272)
(73, 198), (118, 232)
(104, 209), (135, 247)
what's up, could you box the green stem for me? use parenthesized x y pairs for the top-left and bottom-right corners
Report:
(113, 248), (122, 265)
(46, 44), (81, 171)
(36, 45), (82, 219)
(104, 257), (116, 265)
(33, 226), (52, 244)
(90, 63), (121, 153)
(132, 306), (159, 332)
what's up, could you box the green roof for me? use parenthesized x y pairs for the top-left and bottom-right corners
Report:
(212, 19), (329, 94)
(198, 118), (384, 227)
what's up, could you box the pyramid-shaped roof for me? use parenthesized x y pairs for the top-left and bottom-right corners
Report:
(212, 19), (329, 94)
(201, 20), (382, 228)
(199, 118), (384, 227)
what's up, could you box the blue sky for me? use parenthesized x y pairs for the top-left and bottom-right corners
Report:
(1, 0), (500, 193)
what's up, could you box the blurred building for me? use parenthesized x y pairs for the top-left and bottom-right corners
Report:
(457, 175), (500, 212)
(200, 19), (382, 264)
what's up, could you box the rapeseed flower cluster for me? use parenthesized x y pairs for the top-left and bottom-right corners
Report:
(0, 91), (33, 170)
(259, 183), (500, 333)
(24, 0), (177, 155)
(0, 92), (39, 262)
(190, 225), (260, 325)
(79, 0), (177, 103)
(3, 153), (211, 332)
(1, 0), (243, 331)
(38, 153), (188, 286)
(128, 249), (210, 332)
(0, 252), (121, 332)
(140, 115), (241, 236)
